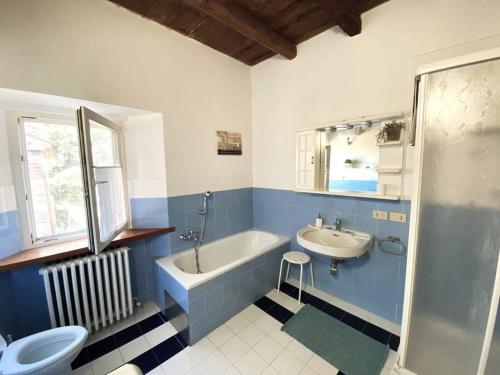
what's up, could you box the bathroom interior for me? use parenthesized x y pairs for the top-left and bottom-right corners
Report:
(0, 1), (500, 375)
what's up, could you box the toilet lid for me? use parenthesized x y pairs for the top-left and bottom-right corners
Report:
(0, 326), (87, 375)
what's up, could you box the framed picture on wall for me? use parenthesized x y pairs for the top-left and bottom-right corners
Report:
(217, 130), (242, 155)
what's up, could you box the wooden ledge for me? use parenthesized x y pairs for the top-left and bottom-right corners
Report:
(0, 227), (175, 272)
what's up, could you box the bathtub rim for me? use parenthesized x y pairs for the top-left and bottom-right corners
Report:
(156, 228), (290, 290)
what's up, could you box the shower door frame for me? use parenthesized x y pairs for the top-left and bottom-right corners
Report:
(399, 46), (500, 374)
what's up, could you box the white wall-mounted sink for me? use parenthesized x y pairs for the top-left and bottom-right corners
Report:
(297, 225), (373, 259)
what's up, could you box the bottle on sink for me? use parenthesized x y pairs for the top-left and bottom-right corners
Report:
(315, 213), (323, 228)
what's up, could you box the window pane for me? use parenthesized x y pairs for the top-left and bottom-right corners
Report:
(94, 167), (127, 242)
(23, 120), (86, 240)
(89, 120), (118, 167)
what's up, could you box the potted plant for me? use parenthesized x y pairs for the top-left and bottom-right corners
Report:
(344, 159), (353, 168)
(377, 120), (406, 143)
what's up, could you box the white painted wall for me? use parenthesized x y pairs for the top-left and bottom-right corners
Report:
(251, 0), (500, 198)
(0, 0), (252, 198)
(123, 114), (167, 198)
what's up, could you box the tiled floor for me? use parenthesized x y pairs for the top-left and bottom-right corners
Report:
(72, 283), (399, 375)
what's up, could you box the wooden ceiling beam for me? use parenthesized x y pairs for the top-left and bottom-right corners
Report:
(181, 0), (297, 59)
(319, 0), (362, 37)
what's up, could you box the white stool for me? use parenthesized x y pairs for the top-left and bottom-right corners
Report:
(277, 251), (314, 304)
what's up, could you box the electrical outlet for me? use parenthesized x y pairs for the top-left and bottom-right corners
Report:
(390, 212), (407, 223)
(372, 210), (388, 220)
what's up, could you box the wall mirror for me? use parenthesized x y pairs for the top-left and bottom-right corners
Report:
(296, 113), (407, 200)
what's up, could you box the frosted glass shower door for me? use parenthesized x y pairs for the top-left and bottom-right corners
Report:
(405, 59), (500, 374)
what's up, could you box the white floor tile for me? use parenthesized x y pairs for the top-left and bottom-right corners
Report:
(240, 304), (266, 322)
(85, 326), (115, 347)
(161, 349), (193, 375)
(267, 290), (304, 313)
(225, 367), (243, 375)
(133, 301), (160, 323)
(298, 366), (319, 375)
(271, 350), (306, 375)
(145, 322), (177, 347)
(146, 366), (166, 375)
(119, 336), (150, 362)
(307, 354), (338, 375)
(220, 335), (251, 364)
(208, 324), (235, 347)
(71, 363), (94, 375)
(226, 313), (252, 334)
(187, 349), (232, 375)
(253, 336), (284, 363)
(184, 337), (217, 365)
(261, 367), (279, 375)
(384, 350), (398, 369)
(91, 349), (124, 375)
(238, 324), (266, 347)
(287, 340), (314, 362)
(254, 314), (280, 334)
(234, 349), (268, 375)
(268, 326), (293, 348)
(111, 315), (139, 336)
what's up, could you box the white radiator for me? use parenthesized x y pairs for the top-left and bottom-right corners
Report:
(39, 247), (133, 332)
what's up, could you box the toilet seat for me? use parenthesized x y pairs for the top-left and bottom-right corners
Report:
(0, 326), (87, 375)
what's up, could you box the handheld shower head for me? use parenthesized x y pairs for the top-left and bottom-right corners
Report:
(199, 191), (212, 214)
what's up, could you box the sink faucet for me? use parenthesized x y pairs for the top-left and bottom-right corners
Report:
(335, 218), (342, 231)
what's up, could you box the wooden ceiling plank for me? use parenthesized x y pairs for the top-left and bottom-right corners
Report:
(319, 0), (362, 37)
(181, 0), (297, 59)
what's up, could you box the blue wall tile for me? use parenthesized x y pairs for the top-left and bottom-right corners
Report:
(253, 187), (410, 324)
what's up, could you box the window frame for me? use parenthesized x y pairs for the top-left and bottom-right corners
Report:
(7, 110), (130, 250)
(77, 106), (129, 253)
(7, 111), (87, 248)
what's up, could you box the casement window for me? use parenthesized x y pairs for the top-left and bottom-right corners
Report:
(10, 107), (128, 253)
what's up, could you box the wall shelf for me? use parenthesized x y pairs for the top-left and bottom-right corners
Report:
(294, 189), (400, 201)
(377, 140), (403, 146)
(377, 168), (402, 174)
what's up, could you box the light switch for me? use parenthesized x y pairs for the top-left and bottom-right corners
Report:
(372, 210), (388, 220)
(390, 212), (407, 223)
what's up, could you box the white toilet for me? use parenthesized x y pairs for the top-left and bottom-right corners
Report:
(0, 326), (87, 375)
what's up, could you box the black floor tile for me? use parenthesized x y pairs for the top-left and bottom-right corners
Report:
(152, 335), (184, 363)
(279, 282), (312, 303)
(321, 303), (346, 320)
(388, 334), (400, 351)
(159, 311), (168, 322)
(87, 334), (118, 361)
(254, 296), (275, 313)
(130, 349), (161, 373)
(114, 324), (142, 347)
(268, 303), (294, 324)
(137, 313), (165, 334)
(362, 323), (391, 345)
(71, 347), (89, 370)
(307, 295), (327, 310)
(175, 333), (188, 348)
(341, 312), (367, 331)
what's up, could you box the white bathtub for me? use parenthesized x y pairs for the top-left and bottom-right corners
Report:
(156, 229), (289, 289)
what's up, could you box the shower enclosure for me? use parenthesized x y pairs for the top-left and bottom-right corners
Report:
(402, 51), (500, 374)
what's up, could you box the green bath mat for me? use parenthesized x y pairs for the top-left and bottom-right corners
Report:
(282, 305), (389, 375)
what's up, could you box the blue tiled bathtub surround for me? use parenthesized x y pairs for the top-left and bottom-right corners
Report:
(129, 189), (253, 303)
(155, 241), (288, 344)
(253, 187), (410, 324)
(167, 188), (253, 254)
(129, 197), (170, 304)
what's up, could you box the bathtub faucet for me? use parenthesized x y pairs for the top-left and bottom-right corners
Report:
(180, 229), (200, 241)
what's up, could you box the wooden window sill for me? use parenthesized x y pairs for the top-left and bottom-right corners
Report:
(0, 227), (175, 272)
